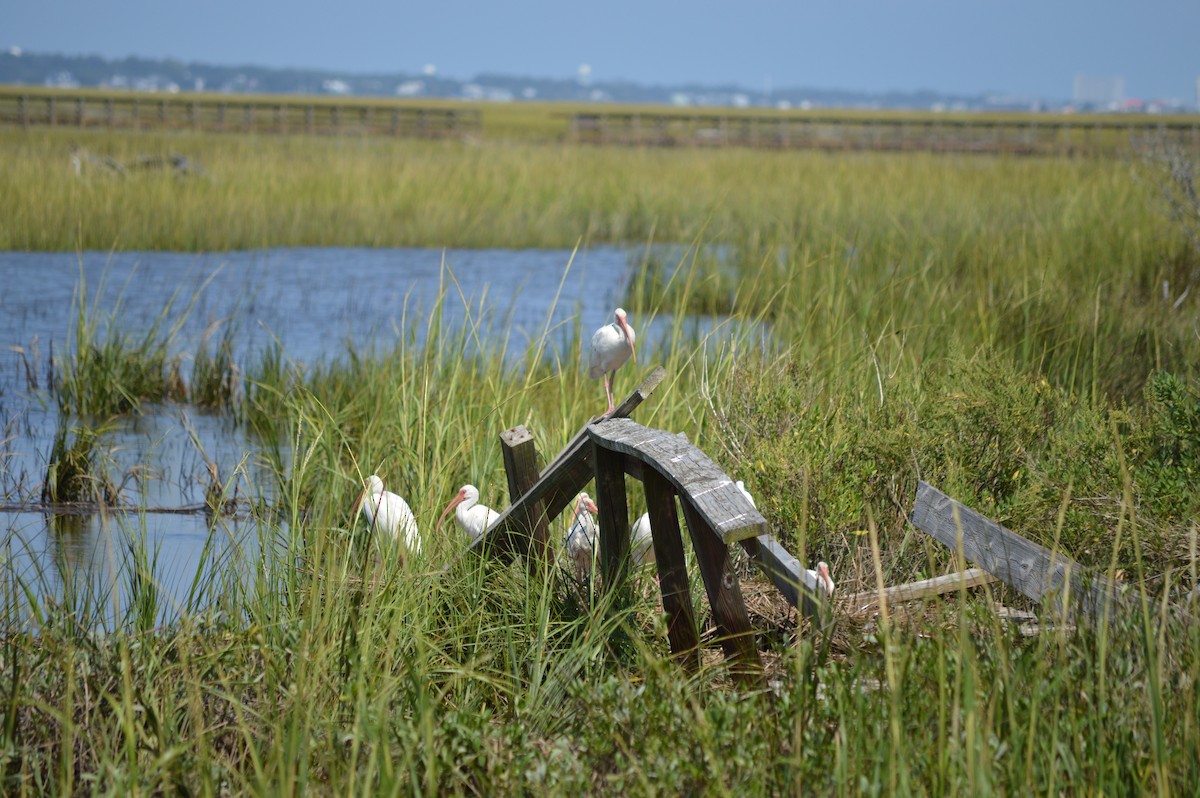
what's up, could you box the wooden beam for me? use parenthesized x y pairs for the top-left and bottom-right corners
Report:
(910, 481), (1126, 622)
(643, 468), (701, 670)
(587, 417), (767, 544)
(846, 567), (998, 614)
(681, 501), (762, 683)
(499, 425), (549, 570)
(738, 534), (827, 620)
(593, 445), (632, 599)
(470, 366), (666, 559)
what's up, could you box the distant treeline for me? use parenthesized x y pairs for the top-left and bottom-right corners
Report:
(0, 50), (1011, 110)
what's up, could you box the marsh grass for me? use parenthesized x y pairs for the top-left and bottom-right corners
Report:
(190, 316), (240, 412)
(3, 131), (1200, 793)
(51, 261), (210, 417)
(7, 254), (1195, 793)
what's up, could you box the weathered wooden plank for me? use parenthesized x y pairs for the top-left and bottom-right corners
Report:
(500, 425), (550, 569)
(910, 481), (1126, 621)
(681, 500), (762, 682)
(846, 567), (998, 614)
(594, 445), (633, 597)
(643, 468), (701, 670)
(469, 366), (666, 558)
(587, 417), (767, 544)
(738, 534), (825, 619)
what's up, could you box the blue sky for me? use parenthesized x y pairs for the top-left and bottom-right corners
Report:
(7, 1), (1199, 101)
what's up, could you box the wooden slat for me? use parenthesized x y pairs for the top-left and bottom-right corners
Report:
(681, 501), (762, 682)
(846, 567), (997, 613)
(643, 468), (701, 669)
(738, 534), (826, 619)
(470, 366), (667, 558)
(910, 481), (1126, 621)
(594, 445), (632, 596)
(500, 425), (549, 569)
(587, 417), (767, 544)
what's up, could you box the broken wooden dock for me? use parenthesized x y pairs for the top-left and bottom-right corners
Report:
(472, 366), (832, 681)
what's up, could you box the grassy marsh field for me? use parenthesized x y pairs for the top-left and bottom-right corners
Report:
(2, 123), (1200, 795)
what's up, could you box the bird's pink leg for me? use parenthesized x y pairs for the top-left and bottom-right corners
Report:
(604, 372), (616, 415)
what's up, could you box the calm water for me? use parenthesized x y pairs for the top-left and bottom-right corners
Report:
(0, 246), (744, 630)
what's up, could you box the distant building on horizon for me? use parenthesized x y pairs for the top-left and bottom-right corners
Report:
(1073, 74), (1124, 110)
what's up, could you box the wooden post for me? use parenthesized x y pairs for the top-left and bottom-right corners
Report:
(681, 500), (762, 682)
(594, 445), (631, 597)
(500, 425), (550, 570)
(472, 366), (666, 560)
(643, 468), (701, 670)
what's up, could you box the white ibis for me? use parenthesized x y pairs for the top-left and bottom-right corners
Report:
(354, 474), (421, 557)
(630, 512), (655, 566)
(808, 561), (835, 597)
(588, 308), (637, 415)
(438, 484), (499, 545)
(565, 492), (598, 581)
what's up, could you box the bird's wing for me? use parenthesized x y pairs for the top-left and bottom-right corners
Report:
(588, 324), (618, 379)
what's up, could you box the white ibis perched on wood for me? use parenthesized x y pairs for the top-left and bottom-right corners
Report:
(354, 474), (421, 557)
(565, 492), (598, 581)
(588, 308), (637, 415)
(438, 484), (499, 546)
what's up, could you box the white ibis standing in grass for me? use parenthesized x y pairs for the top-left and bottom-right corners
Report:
(630, 512), (655, 567)
(588, 308), (637, 415)
(736, 478), (833, 597)
(808, 561), (835, 597)
(438, 484), (499, 546)
(354, 474), (421, 558)
(565, 493), (598, 581)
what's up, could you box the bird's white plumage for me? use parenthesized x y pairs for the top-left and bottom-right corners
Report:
(588, 308), (637, 413)
(356, 474), (421, 556)
(565, 493), (598, 581)
(734, 478), (832, 596)
(439, 484), (499, 545)
(806, 561), (835, 597)
(630, 512), (655, 566)
(735, 480), (756, 508)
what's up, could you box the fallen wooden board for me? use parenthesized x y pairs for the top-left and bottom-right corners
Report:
(910, 480), (1127, 622)
(846, 568), (997, 614)
(738, 534), (827, 620)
